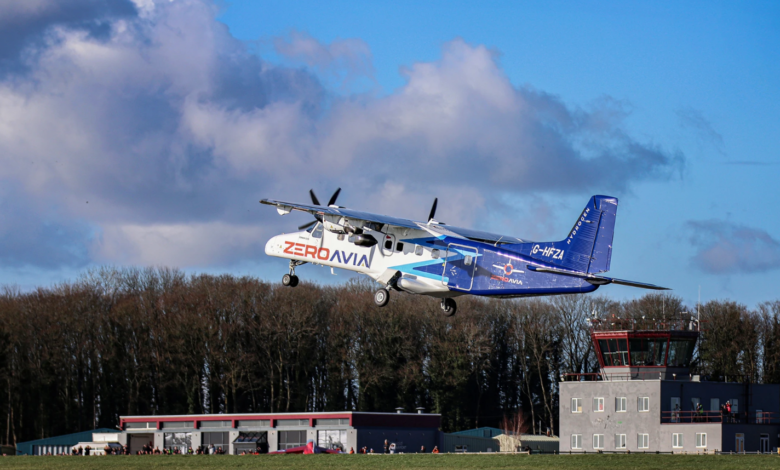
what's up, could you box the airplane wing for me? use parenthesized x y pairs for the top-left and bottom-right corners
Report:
(527, 266), (670, 290)
(260, 199), (526, 244)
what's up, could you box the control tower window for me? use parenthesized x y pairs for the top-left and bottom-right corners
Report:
(629, 338), (668, 366)
(598, 339), (629, 366)
(667, 339), (695, 367)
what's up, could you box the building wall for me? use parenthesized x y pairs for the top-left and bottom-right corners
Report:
(721, 424), (780, 453)
(559, 381), (662, 452)
(657, 423), (722, 453)
(355, 426), (438, 453)
(561, 380), (780, 453)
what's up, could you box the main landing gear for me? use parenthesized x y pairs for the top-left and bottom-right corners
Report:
(374, 288), (390, 307)
(282, 260), (306, 287)
(440, 298), (457, 317)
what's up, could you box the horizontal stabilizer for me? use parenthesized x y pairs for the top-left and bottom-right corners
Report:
(527, 266), (669, 290)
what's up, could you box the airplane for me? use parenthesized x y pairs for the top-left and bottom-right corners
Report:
(260, 189), (668, 316)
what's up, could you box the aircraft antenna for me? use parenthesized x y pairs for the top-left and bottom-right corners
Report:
(427, 198), (438, 223)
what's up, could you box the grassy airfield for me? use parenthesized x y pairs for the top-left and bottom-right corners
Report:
(1, 454), (779, 470)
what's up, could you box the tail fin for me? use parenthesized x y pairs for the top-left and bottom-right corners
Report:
(522, 195), (618, 273)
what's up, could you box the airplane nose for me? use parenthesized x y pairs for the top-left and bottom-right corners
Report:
(265, 236), (278, 256)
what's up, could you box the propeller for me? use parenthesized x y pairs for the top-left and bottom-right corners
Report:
(298, 188), (341, 230)
(427, 197), (438, 223)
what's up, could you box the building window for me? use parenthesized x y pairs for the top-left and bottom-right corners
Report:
(638, 397), (650, 412)
(161, 421), (193, 429)
(593, 397), (604, 412)
(125, 422), (155, 429)
(731, 399), (739, 413)
(616, 397), (627, 412)
(279, 430), (307, 450)
(200, 420), (232, 428)
(691, 397), (700, 411)
(592, 434), (604, 450)
(615, 434), (626, 449)
(571, 434), (582, 450)
(415, 245), (423, 256)
(696, 433), (707, 448)
(318, 430), (347, 451)
(276, 419), (309, 427)
(233, 432), (269, 455)
(316, 418), (350, 426)
(164, 432), (192, 453)
(202, 432), (229, 446)
(638, 433), (649, 449)
(237, 420), (270, 428)
(672, 433), (683, 448)
(598, 338), (629, 366)
(571, 398), (582, 413)
(710, 398), (719, 411)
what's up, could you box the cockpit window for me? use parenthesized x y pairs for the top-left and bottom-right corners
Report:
(310, 223), (323, 239)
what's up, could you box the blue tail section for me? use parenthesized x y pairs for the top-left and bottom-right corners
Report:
(512, 195), (618, 274)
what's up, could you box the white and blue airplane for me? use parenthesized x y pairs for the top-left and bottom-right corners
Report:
(261, 189), (667, 316)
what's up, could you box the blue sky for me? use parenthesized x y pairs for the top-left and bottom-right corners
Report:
(0, 0), (778, 308)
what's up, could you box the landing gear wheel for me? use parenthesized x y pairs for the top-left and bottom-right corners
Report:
(374, 288), (390, 307)
(282, 274), (299, 287)
(441, 298), (457, 317)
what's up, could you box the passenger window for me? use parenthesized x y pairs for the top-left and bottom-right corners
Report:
(337, 234), (345, 241)
(384, 240), (392, 250)
(432, 249), (440, 259)
(415, 245), (423, 256)
(396, 242), (404, 252)
(464, 255), (472, 266)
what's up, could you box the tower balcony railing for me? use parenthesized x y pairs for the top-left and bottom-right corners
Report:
(661, 411), (778, 425)
(562, 372), (684, 382)
(590, 318), (701, 332)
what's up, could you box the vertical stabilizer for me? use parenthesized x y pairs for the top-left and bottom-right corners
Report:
(513, 195), (618, 274)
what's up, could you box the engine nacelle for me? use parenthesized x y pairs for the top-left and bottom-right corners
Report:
(352, 234), (377, 247)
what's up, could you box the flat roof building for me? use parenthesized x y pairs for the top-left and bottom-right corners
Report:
(559, 318), (780, 454)
(118, 411), (441, 454)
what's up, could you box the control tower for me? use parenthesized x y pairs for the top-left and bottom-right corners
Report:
(559, 318), (779, 453)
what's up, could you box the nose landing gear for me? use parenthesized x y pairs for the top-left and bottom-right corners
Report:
(282, 273), (299, 287)
(440, 298), (457, 316)
(282, 260), (306, 287)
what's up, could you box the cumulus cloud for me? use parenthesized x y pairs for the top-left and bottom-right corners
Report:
(0, 0), (683, 271)
(274, 30), (374, 81)
(687, 220), (780, 274)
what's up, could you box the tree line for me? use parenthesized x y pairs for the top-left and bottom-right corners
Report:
(1, 267), (778, 445)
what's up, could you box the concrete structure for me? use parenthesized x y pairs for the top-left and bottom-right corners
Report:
(118, 411), (440, 454)
(559, 319), (780, 454)
(16, 428), (119, 455)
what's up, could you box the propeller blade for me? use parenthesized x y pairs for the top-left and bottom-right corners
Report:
(327, 187), (341, 206)
(428, 197), (438, 222)
(309, 189), (320, 206)
(298, 220), (318, 230)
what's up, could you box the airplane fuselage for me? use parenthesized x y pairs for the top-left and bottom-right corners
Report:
(265, 223), (598, 298)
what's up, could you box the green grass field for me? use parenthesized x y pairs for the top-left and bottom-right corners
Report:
(0, 454), (779, 470)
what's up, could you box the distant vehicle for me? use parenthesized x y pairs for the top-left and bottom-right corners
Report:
(261, 190), (667, 316)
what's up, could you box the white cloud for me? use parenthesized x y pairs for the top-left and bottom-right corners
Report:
(0, 0), (682, 272)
